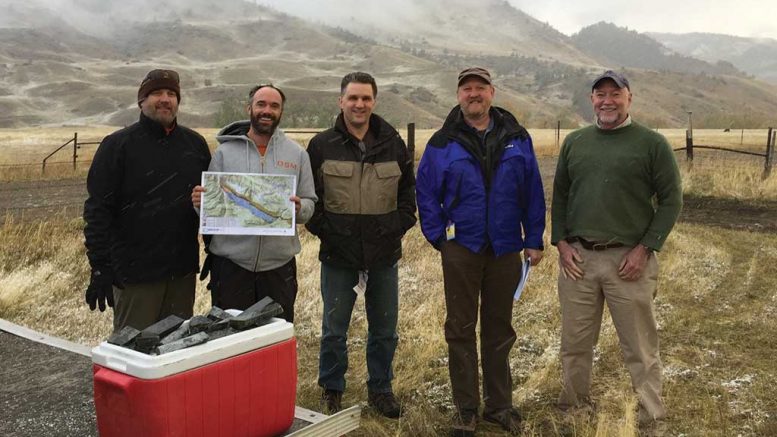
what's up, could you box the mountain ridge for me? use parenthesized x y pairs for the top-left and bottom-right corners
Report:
(1, 0), (776, 129)
(649, 31), (777, 83)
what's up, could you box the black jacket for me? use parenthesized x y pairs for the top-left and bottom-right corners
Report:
(306, 113), (416, 269)
(83, 113), (211, 285)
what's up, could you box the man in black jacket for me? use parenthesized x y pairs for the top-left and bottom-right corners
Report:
(83, 69), (211, 333)
(306, 72), (416, 418)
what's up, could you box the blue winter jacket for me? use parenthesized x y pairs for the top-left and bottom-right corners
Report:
(416, 106), (545, 255)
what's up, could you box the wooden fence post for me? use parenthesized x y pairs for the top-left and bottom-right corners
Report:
(764, 127), (775, 179)
(556, 120), (561, 148)
(73, 132), (78, 171)
(685, 129), (694, 162)
(407, 123), (415, 170)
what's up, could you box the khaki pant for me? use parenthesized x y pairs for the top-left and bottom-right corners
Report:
(441, 241), (522, 414)
(113, 273), (196, 332)
(558, 242), (666, 420)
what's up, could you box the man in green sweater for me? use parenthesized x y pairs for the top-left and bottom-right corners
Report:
(551, 70), (682, 428)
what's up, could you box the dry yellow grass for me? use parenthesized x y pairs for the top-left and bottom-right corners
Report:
(4, 127), (775, 198)
(1, 211), (775, 436)
(1, 126), (776, 435)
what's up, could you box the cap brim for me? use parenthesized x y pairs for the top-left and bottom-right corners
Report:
(458, 74), (491, 86)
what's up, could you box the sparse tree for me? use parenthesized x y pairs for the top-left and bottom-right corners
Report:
(213, 98), (245, 128)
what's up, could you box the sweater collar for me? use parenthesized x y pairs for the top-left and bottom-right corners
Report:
(595, 114), (632, 130)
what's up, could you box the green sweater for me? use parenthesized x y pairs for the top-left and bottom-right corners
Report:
(551, 122), (682, 250)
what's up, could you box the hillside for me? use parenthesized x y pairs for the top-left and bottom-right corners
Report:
(650, 32), (777, 83)
(571, 22), (741, 76)
(271, 0), (596, 65)
(1, 0), (777, 129)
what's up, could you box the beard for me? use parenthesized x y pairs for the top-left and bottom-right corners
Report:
(595, 106), (624, 126)
(461, 98), (488, 118)
(143, 102), (177, 127)
(250, 109), (281, 135)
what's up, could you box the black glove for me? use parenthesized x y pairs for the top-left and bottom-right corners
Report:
(199, 253), (213, 281)
(85, 269), (115, 312)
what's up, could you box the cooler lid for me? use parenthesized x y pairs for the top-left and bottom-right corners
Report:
(91, 317), (293, 379)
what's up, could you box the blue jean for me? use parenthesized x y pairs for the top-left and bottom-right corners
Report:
(318, 262), (399, 393)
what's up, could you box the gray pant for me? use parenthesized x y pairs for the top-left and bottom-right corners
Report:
(112, 273), (196, 332)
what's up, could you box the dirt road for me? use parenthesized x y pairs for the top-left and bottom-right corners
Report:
(0, 178), (87, 222)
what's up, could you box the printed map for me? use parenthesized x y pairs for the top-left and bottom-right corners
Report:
(199, 172), (296, 235)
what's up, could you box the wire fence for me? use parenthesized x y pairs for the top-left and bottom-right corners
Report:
(673, 127), (775, 179)
(2, 125), (774, 180)
(0, 131), (102, 177)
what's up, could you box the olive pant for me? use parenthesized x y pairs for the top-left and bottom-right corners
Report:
(112, 273), (196, 332)
(441, 241), (522, 415)
(557, 242), (666, 420)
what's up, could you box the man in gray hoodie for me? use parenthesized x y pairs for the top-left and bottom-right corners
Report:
(192, 84), (316, 322)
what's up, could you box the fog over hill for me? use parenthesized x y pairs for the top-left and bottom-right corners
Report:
(1, 0), (777, 129)
(650, 32), (777, 83)
(259, 0), (595, 64)
(0, 0), (274, 37)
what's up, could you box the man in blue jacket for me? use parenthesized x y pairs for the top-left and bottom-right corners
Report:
(416, 67), (545, 436)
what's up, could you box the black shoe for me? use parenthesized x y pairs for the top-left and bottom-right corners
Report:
(483, 407), (522, 435)
(450, 408), (478, 437)
(368, 391), (402, 418)
(321, 389), (342, 415)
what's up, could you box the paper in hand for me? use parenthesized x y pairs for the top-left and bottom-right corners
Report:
(513, 257), (532, 301)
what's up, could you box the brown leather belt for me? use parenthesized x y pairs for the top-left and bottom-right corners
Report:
(566, 237), (624, 251)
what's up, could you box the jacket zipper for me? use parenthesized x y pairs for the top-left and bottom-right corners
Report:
(449, 125), (520, 252)
(251, 136), (271, 273)
(351, 131), (400, 269)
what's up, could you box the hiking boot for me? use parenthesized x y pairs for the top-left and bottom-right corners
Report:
(558, 396), (596, 417)
(638, 419), (668, 437)
(483, 407), (522, 435)
(368, 391), (402, 418)
(320, 389), (342, 415)
(638, 405), (668, 437)
(450, 408), (478, 437)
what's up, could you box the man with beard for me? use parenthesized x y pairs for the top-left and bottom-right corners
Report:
(551, 70), (681, 431)
(416, 67), (545, 436)
(84, 69), (211, 332)
(191, 84), (316, 322)
(306, 72), (416, 418)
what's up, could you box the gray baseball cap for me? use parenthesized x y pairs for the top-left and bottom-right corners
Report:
(457, 67), (492, 86)
(592, 70), (630, 91)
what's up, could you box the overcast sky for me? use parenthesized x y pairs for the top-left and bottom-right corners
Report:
(258, 0), (777, 40)
(509, 0), (777, 39)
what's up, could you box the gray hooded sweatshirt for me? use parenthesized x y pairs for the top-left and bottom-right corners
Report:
(206, 120), (317, 272)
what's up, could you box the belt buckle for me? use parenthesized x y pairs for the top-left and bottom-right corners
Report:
(592, 242), (607, 251)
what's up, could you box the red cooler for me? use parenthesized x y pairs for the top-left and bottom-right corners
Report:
(91, 318), (296, 437)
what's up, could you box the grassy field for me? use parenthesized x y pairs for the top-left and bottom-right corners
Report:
(1, 126), (773, 179)
(1, 127), (776, 436)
